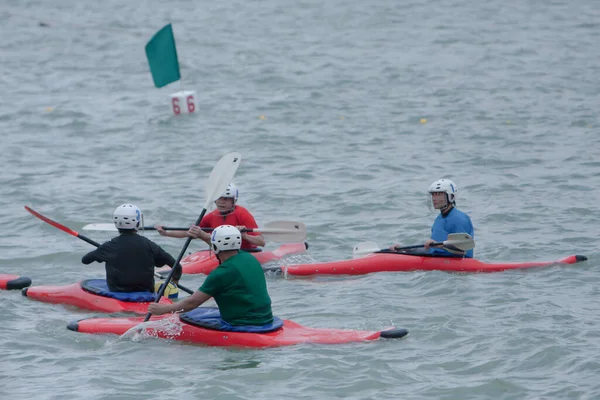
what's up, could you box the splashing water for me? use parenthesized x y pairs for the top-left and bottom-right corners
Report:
(118, 314), (184, 342)
(263, 253), (317, 279)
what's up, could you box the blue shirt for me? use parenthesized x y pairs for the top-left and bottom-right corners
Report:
(430, 207), (474, 258)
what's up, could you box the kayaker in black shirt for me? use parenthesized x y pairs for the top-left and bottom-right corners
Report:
(81, 204), (182, 293)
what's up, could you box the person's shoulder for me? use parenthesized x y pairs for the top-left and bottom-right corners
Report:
(131, 234), (161, 249)
(203, 210), (220, 222)
(236, 251), (262, 265)
(234, 205), (251, 213)
(454, 207), (472, 219)
(452, 208), (473, 227)
(220, 251), (253, 266)
(234, 205), (256, 218)
(106, 236), (122, 245)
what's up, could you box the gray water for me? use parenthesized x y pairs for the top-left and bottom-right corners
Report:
(1, 0), (599, 399)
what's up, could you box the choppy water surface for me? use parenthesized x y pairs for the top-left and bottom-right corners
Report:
(1, 0), (599, 399)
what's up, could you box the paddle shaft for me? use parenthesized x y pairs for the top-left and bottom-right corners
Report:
(146, 226), (259, 232)
(145, 209), (207, 321)
(83, 222), (307, 243)
(24, 206), (194, 295)
(394, 242), (444, 251)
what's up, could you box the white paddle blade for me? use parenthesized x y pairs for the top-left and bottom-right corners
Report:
(259, 221), (307, 242)
(82, 223), (117, 232)
(203, 152), (242, 209)
(443, 233), (475, 251)
(352, 241), (381, 259)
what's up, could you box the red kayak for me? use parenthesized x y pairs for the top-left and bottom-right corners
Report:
(67, 307), (408, 348)
(0, 274), (32, 290)
(22, 279), (172, 314)
(170, 242), (308, 275)
(282, 252), (588, 276)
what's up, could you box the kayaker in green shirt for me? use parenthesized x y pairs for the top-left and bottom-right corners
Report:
(148, 225), (273, 326)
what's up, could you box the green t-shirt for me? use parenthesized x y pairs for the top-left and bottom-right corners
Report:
(199, 251), (273, 326)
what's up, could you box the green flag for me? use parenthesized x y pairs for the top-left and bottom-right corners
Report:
(145, 24), (181, 88)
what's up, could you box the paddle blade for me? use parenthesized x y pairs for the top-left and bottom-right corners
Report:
(83, 223), (117, 232)
(25, 206), (102, 247)
(203, 152), (242, 209)
(25, 206), (79, 237)
(443, 233), (475, 252)
(259, 221), (307, 242)
(352, 241), (381, 259)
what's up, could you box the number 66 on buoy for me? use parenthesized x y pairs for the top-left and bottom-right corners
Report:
(169, 91), (197, 115)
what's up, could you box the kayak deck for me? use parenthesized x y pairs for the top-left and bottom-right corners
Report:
(22, 281), (172, 314)
(282, 252), (588, 276)
(67, 313), (408, 348)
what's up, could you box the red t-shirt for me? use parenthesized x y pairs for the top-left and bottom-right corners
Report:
(199, 205), (260, 250)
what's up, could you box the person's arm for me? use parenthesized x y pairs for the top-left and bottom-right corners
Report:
(148, 264), (225, 314)
(188, 226), (211, 245)
(81, 242), (110, 264)
(241, 231), (266, 247)
(148, 290), (211, 315)
(81, 249), (101, 264)
(187, 214), (213, 244)
(238, 211), (266, 247)
(153, 244), (182, 282)
(424, 239), (442, 250)
(154, 224), (190, 238)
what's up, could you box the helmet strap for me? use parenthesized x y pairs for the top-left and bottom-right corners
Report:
(219, 205), (236, 217)
(440, 201), (454, 215)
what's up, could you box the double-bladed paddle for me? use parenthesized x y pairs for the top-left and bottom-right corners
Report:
(82, 220), (307, 243)
(24, 206), (195, 295)
(145, 151), (241, 322)
(352, 233), (475, 258)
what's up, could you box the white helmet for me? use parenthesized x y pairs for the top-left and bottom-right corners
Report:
(113, 204), (142, 231)
(211, 225), (242, 254)
(428, 179), (457, 204)
(220, 183), (238, 204)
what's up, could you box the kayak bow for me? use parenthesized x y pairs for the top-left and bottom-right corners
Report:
(0, 274), (32, 290)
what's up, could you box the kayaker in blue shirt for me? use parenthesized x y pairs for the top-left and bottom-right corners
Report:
(390, 179), (474, 257)
(424, 179), (474, 258)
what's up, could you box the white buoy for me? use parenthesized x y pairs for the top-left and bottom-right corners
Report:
(169, 90), (197, 116)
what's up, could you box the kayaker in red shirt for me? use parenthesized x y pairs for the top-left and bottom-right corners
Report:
(154, 183), (266, 251)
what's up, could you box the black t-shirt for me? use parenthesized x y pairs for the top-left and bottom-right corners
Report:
(81, 231), (182, 292)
